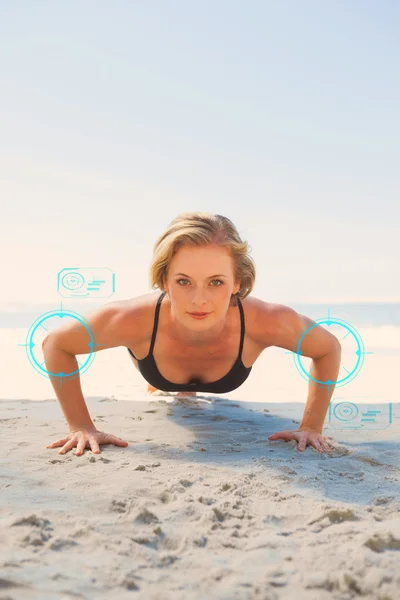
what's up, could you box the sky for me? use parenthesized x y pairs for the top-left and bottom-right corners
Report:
(1, 0), (399, 311)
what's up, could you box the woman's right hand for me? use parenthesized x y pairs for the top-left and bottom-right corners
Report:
(46, 427), (129, 456)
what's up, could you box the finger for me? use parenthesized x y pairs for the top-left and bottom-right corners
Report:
(108, 436), (129, 447)
(320, 439), (333, 453)
(316, 437), (332, 453)
(75, 437), (88, 456)
(58, 438), (77, 455)
(297, 433), (309, 452)
(313, 440), (324, 453)
(322, 436), (334, 446)
(89, 438), (101, 454)
(46, 437), (69, 448)
(325, 438), (336, 448)
(321, 436), (335, 450)
(268, 431), (291, 441)
(297, 439), (307, 452)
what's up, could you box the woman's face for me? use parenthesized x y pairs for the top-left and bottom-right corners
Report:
(164, 244), (240, 326)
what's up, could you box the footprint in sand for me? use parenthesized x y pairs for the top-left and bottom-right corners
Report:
(308, 508), (359, 530)
(49, 538), (79, 551)
(10, 514), (54, 548)
(364, 532), (400, 552)
(134, 508), (160, 524)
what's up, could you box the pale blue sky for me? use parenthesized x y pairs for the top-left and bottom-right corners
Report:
(1, 0), (399, 308)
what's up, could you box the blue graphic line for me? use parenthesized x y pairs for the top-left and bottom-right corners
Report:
(88, 280), (106, 284)
(389, 404), (392, 423)
(343, 366), (350, 374)
(361, 418), (378, 422)
(112, 273), (115, 292)
(87, 287), (101, 291)
(363, 411), (382, 415)
(40, 323), (48, 332)
(343, 330), (351, 339)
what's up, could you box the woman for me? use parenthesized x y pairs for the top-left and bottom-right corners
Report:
(44, 212), (341, 457)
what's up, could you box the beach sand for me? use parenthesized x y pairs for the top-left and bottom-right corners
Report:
(1, 393), (399, 600)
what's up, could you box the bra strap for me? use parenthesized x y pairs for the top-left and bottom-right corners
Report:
(127, 347), (137, 359)
(237, 297), (245, 359)
(149, 291), (166, 355)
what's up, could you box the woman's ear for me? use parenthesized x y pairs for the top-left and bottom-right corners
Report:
(163, 278), (170, 295)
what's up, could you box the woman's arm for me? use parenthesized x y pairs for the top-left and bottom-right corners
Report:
(253, 301), (342, 452)
(42, 302), (138, 432)
(267, 304), (342, 431)
(297, 342), (342, 433)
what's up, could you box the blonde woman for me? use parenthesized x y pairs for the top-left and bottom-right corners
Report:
(44, 212), (341, 457)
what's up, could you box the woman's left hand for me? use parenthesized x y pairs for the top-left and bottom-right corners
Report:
(268, 428), (335, 454)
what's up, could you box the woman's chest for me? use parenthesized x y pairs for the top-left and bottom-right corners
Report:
(157, 337), (241, 380)
(130, 324), (263, 385)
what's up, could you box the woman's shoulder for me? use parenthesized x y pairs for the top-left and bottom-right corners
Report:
(241, 294), (285, 347)
(118, 290), (163, 313)
(242, 294), (290, 317)
(243, 295), (311, 350)
(108, 290), (163, 346)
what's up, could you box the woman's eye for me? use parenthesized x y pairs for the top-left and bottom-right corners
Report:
(176, 279), (223, 286)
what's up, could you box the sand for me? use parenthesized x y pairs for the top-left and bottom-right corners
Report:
(1, 393), (399, 600)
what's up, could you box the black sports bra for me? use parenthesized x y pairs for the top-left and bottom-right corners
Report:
(127, 291), (252, 393)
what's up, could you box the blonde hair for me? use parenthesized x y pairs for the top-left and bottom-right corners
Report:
(149, 212), (256, 307)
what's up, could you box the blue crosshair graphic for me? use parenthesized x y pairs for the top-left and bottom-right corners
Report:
(19, 306), (107, 383)
(288, 313), (373, 388)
